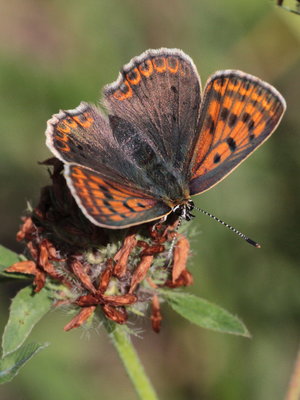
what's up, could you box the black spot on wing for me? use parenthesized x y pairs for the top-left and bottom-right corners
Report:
(228, 113), (237, 127)
(226, 137), (237, 152)
(123, 200), (135, 213)
(248, 119), (255, 131)
(220, 108), (229, 121)
(214, 153), (221, 163)
(206, 114), (215, 135)
(98, 184), (114, 199)
(242, 112), (250, 123)
(216, 77), (226, 87)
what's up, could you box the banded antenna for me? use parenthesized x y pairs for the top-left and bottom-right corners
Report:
(193, 206), (261, 248)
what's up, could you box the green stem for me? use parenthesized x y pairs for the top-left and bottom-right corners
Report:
(104, 321), (159, 400)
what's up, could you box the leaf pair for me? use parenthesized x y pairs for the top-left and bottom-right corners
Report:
(0, 246), (51, 383)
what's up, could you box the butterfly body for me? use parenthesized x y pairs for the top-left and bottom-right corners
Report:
(46, 48), (286, 229)
(172, 200), (195, 222)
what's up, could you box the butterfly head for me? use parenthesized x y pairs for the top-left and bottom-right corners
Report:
(172, 199), (195, 221)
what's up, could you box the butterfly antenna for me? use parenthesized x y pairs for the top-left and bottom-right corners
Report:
(193, 206), (261, 248)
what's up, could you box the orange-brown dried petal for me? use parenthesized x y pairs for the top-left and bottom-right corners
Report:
(141, 244), (165, 256)
(98, 258), (114, 293)
(38, 240), (49, 268)
(172, 235), (190, 283)
(102, 293), (137, 306)
(113, 233), (137, 277)
(37, 241), (62, 280)
(151, 295), (162, 333)
(75, 294), (101, 307)
(64, 306), (96, 331)
(5, 260), (38, 275)
(129, 255), (153, 293)
(27, 241), (38, 260)
(149, 223), (169, 243)
(102, 304), (127, 324)
(136, 240), (148, 248)
(33, 269), (46, 292)
(43, 239), (60, 261)
(165, 269), (194, 288)
(69, 257), (96, 294)
(16, 217), (35, 241)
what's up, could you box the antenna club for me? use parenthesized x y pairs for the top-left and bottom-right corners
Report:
(245, 237), (261, 248)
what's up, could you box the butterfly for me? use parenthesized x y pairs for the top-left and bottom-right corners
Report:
(46, 48), (286, 233)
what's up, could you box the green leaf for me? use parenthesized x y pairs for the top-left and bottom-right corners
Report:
(0, 342), (49, 384)
(161, 290), (250, 337)
(0, 245), (27, 280)
(0, 245), (20, 272)
(2, 286), (52, 357)
(0, 245), (21, 270)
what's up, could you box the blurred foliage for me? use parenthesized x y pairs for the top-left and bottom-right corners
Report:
(0, 0), (299, 399)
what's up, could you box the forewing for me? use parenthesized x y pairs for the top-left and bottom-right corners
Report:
(64, 164), (172, 228)
(46, 102), (160, 194)
(46, 102), (115, 171)
(104, 48), (201, 173)
(189, 70), (286, 195)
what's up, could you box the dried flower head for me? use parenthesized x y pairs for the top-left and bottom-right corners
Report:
(7, 159), (193, 333)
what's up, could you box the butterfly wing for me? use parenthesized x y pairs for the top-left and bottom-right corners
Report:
(189, 70), (286, 195)
(46, 103), (173, 227)
(45, 103), (152, 192)
(64, 164), (172, 228)
(46, 102), (125, 174)
(103, 48), (201, 175)
(46, 49), (202, 205)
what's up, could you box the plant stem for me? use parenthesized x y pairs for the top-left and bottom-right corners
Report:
(104, 321), (159, 400)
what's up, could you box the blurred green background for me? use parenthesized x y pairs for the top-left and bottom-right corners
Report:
(0, 0), (300, 399)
